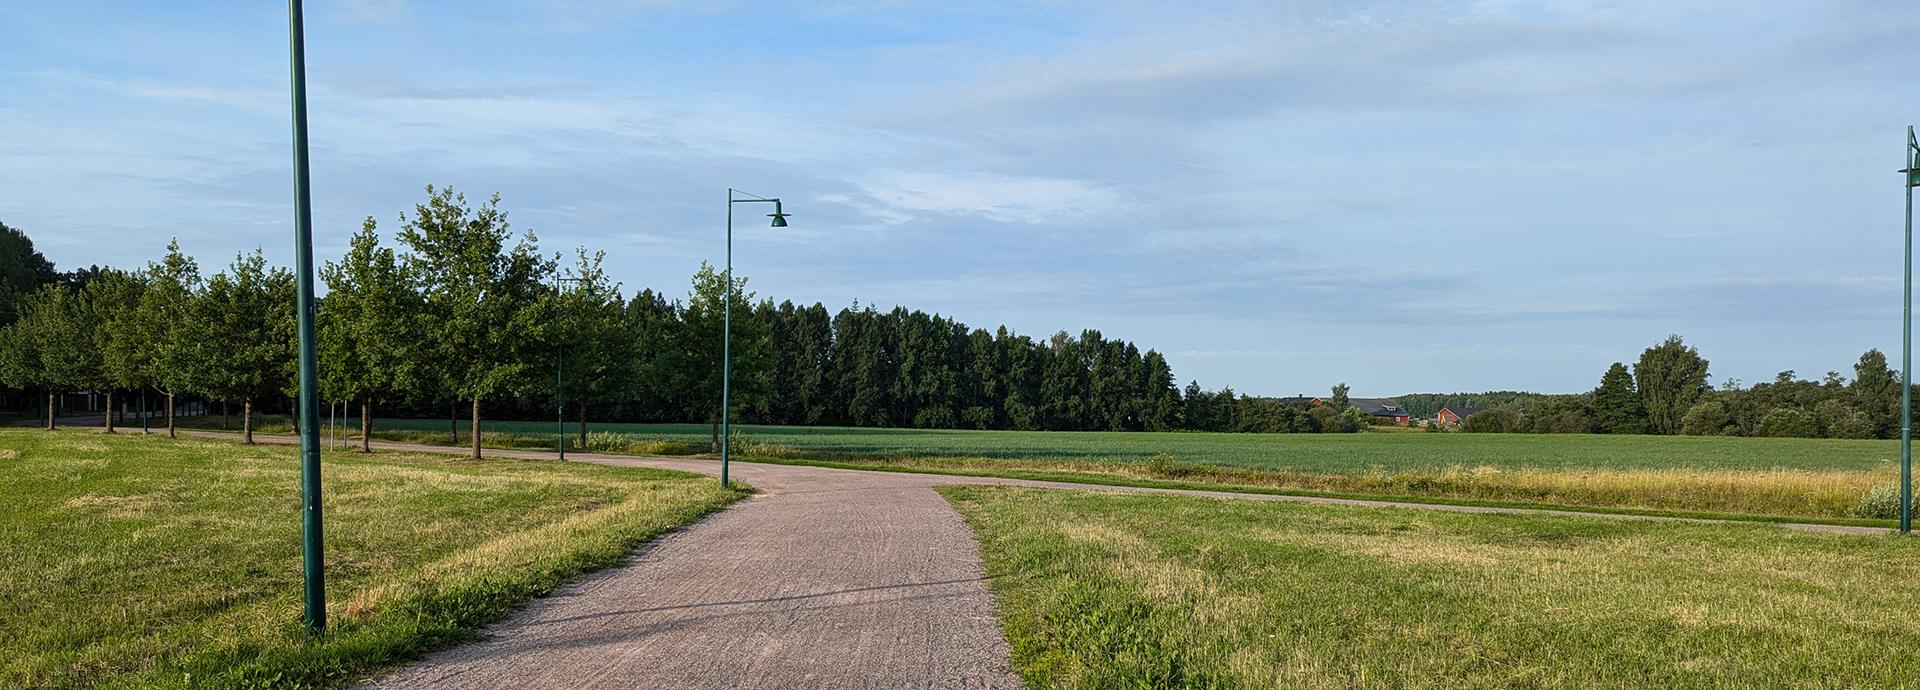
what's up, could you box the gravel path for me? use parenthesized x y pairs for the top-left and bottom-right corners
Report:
(356, 452), (1025, 690)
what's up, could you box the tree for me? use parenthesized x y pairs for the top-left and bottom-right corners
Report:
(396, 186), (552, 459)
(1814, 399), (1875, 439)
(549, 248), (633, 446)
(1590, 362), (1648, 434)
(1851, 349), (1899, 438)
(319, 219), (421, 452)
(87, 270), (147, 433)
(1527, 396), (1593, 434)
(1329, 383), (1351, 410)
(621, 288), (679, 422)
(0, 222), (58, 327)
(1756, 407), (1817, 438)
(186, 250), (294, 444)
(136, 240), (201, 438)
(999, 328), (1041, 430)
(38, 285), (105, 428)
(1460, 409), (1525, 433)
(1138, 350), (1182, 431)
(1680, 400), (1729, 436)
(661, 262), (770, 451)
(1634, 335), (1710, 435)
(0, 292), (50, 427)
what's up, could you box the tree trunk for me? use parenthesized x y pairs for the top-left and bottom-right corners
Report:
(46, 391), (56, 431)
(243, 398), (254, 445)
(470, 396), (483, 459)
(579, 400), (589, 448)
(166, 391), (176, 438)
(221, 400), (229, 431)
(450, 401), (459, 444)
(359, 400), (371, 453)
(140, 388), (149, 435)
(105, 391), (116, 433)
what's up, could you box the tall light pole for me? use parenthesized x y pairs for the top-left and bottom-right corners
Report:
(721, 189), (789, 487)
(555, 276), (583, 460)
(287, 0), (327, 632)
(1901, 126), (1919, 534)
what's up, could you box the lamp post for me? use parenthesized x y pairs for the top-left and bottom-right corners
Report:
(721, 189), (789, 488)
(287, 0), (326, 632)
(1901, 126), (1919, 534)
(555, 276), (583, 460)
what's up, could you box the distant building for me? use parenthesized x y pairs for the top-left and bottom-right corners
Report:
(1435, 406), (1484, 427)
(1273, 395), (1412, 426)
(1350, 398), (1411, 426)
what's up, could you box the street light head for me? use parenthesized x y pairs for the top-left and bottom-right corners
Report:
(768, 199), (790, 228)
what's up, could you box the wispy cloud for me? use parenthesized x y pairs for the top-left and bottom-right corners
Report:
(2, 0), (1915, 394)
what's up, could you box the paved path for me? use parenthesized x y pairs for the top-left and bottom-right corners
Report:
(358, 452), (1025, 690)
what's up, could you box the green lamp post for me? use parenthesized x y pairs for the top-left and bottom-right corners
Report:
(287, 0), (327, 631)
(720, 189), (789, 488)
(555, 276), (583, 460)
(1901, 126), (1919, 534)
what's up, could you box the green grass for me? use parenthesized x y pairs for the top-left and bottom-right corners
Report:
(352, 419), (1900, 473)
(942, 485), (1920, 689)
(179, 416), (1906, 520)
(0, 429), (745, 689)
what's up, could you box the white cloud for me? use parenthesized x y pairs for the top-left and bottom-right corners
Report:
(854, 170), (1120, 224)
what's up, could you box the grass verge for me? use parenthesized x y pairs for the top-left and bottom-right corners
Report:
(0, 429), (745, 689)
(942, 485), (1920, 689)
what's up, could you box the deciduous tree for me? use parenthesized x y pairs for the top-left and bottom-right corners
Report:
(1634, 335), (1710, 435)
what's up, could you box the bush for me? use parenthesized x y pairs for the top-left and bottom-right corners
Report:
(1814, 400), (1876, 439)
(1460, 409), (1525, 433)
(1757, 407), (1817, 438)
(1681, 401), (1729, 436)
(1855, 480), (1918, 519)
(1532, 411), (1593, 434)
(1325, 407), (1371, 434)
(583, 431), (630, 453)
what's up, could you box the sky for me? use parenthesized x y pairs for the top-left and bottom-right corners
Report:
(2, 1), (1918, 397)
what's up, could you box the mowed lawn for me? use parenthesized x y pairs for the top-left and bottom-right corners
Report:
(0, 429), (742, 690)
(943, 486), (1920, 689)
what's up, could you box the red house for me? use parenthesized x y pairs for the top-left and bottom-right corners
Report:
(1435, 406), (1484, 427)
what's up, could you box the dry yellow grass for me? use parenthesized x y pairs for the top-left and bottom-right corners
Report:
(796, 453), (1884, 519)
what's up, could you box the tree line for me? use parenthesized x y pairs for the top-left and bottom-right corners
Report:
(1436, 335), (1913, 438)
(5, 187), (1343, 455)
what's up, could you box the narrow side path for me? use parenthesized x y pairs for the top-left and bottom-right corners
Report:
(185, 429), (1890, 537)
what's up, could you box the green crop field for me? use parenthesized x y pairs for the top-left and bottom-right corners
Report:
(944, 485), (1920, 689)
(0, 429), (743, 689)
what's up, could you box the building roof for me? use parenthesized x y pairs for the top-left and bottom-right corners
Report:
(1274, 396), (1321, 406)
(1438, 405), (1485, 419)
(1349, 398), (1409, 417)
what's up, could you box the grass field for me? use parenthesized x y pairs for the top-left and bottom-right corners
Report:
(179, 416), (1907, 520)
(351, 419), (1900, 473)
(0, 429), (743, 690)
(943, 485), (1920, 689)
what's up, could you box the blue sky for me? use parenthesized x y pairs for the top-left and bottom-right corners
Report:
(2, 1), (1917, 396)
